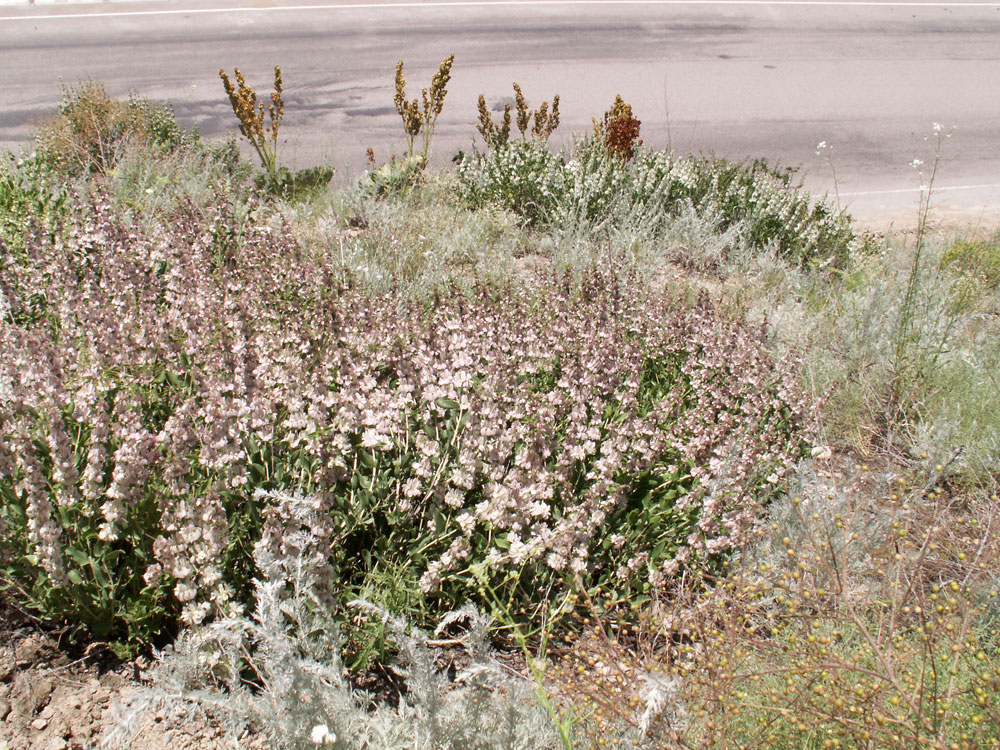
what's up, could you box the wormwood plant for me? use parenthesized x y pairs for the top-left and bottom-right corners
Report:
(791, 226), (1000, 480)
(393, 54), (455, 160)
(886, 125), (954, 446)
(802, 126), (1000, 472)
(103, 498), (563, 750)
(219, 65), (284, 188)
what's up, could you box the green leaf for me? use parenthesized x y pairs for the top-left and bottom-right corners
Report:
(65, 546), (90, 567)
(357, 449), (376, 468)
(435, 397), (460, 411)
(90, 560), (110, 589)
(245, 434), (260, 456)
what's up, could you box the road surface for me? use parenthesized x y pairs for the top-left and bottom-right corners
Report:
(2, 0), (999, 226)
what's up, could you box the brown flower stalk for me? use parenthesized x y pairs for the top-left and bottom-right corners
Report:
(219, 65), (284, 182)
(393, 53), (454, 159)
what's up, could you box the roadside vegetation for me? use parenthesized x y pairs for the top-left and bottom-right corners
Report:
(1, 61), (998, 749)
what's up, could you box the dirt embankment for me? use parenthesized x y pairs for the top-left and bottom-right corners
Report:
(0, 618), (258, 750)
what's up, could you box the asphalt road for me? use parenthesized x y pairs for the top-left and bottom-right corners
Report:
(2, 0), (999, 226)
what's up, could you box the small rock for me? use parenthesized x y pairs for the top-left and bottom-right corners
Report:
(98, 673), (124, 689)
(12, 675), (55, 716)
(31, 717), (48, 730)
(14, 635), (48, 668)
(40, 703), (56, 719)
(46, 738), (68, 750)
(48, 716), (71, 738)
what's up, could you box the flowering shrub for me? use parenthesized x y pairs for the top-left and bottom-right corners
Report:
(0, 188), (811, 650)
(457, 138), (858, 265)
(455, 139), (567, 225)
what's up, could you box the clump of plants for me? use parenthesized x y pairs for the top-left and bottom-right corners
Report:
(218, 66), (332, 199)
(940, 234), (1000, 291)
(393, 53), (455, 160)
(0, 153), (69, 259)
(103, 508), (564, 749)
(456, 137), (857, 264)
(0, 178), (812, 652)
(219, 65), (284, 187)
(455, 137), (566, 225)
(476, 83), (560, 150)
(546, 457), (1000, 748)
(692, 467), (999, 749)
(35, 79), (185, 178)
(795, 229), (1000, 478)
(361, 150), (429, 199)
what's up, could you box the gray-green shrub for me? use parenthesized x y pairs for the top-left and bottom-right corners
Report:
(102, 504), (563, 749)
(456, 137), (859, 266)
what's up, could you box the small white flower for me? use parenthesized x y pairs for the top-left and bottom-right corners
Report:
(311, 724), (336, 745)
(360, 428), (391, 450)
(444, 488), (465, 508)
(911, 158), (923, 168)
(933, 122), (942, 133)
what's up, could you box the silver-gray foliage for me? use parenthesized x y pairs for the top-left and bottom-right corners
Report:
(103, 491), (561, 750)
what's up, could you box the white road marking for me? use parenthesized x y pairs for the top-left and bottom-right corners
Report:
(839, 183), (1000, 197)
(3, 0), (1000, 23)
